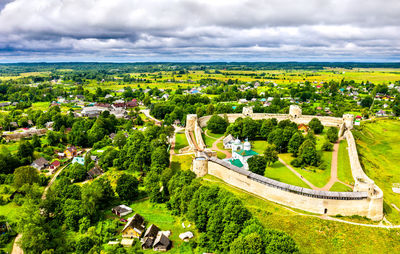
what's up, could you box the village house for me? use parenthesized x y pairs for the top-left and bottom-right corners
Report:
(121, 214), (146, 238)
(112, 205), (133, 217)
(87, 166), (104, 180)
(297, 124), (308, 133)
(31, 157), (49, 171)
(72, 157), (84, 165)
(64, 147), (77, 159)
(141, 224), (160, 249)
(49, 160), (61, 173)
(153, 233), (171, 251)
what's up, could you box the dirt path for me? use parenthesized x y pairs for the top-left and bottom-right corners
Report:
(321, 140), (340, 191)
(211, 137), (232, 159)
(278, 158), (318, 190)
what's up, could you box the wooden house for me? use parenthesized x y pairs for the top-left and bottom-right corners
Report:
(141, 224), (160, 250)
(153, 233), (171, 251)
(121, 214), (145, 239)
(64, 146), (77, 159)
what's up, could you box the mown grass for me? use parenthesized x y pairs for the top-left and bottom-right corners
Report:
(329, 182), (353, 192)
(174, 132), (189, 154)
(251, 140), (268, 154)
(202, 175), (400, 254)
(264, 161), (311, 189)
(337, 139), (354, 185)
(280, 153), (332, 188)
(353, 119), (400, 223)
(127, 200), (196, 253)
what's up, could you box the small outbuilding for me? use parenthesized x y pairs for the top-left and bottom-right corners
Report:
(179, 231), (194, 241)
(112, 205), (133, 217)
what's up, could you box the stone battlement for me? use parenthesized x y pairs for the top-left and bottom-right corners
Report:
(187, 106), (383, 220)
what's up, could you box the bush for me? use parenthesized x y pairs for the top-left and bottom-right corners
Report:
(321, 141), (333, 151)
(326, 127), (338, 143)
(290, 158), (302, 167)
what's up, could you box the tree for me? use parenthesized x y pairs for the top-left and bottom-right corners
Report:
(288, 132), (303, 156)
(151, 146), (169, 170)
(247, 156), (267, 175)
(31, 134), (41, 148)
(326, 127), (338, 143)
(76, 236), (94, 254)
(17, 141), (34, 164)
(361, 96), (373, 108)
(116, 174), (139, 201)
(207, 115), (229, 134)
(308, 118), (324, 134)
(298, 139), (320, 166)
(113, 132), (127, 149)
(14, 166), (39, 188)
(264, 145), (278, 167)
(67, 163), (87, 182)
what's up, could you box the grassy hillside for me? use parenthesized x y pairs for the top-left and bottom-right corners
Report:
(353, 119), (400, 224)
(203, 175), (400, 254)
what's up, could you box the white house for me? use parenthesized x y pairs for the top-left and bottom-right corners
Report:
(223, 134), (235, 149)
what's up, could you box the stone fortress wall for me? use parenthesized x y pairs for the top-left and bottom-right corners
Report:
(188, 105), (383, 221)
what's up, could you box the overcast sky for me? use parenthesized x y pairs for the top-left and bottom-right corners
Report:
(0, 0), (399, 62)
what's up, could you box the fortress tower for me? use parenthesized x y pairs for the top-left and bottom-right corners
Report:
(289, 105), (302, 118)
(242, 106), (253, 116)
(193, 154), (208, 177)
(343, 114), (354, 130)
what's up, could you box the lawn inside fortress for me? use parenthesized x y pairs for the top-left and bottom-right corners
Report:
(186, 105), (384, 221)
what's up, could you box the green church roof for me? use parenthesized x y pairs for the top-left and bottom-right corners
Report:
(234, 149), (258, 157)
(229, 159), (244, 168)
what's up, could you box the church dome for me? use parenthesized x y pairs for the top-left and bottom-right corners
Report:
(234, 138), (241, 145)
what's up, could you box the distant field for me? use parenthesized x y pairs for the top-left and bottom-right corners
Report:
(353, 119), (400, 224)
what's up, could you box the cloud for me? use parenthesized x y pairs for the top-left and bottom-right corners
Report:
(0, 0), (400, 61)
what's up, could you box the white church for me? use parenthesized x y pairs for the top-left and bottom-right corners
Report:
(225, 137), (258, 169)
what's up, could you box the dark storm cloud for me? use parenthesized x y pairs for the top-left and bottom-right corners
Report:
(0, 0), (400, 61)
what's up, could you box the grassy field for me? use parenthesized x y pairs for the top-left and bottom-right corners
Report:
(171, 154), (194, 171)
(203, 175), (400, 254)
(174, 132), (189, 154)
(251, 140), (268, 154)
(128, 199), (196, 254)
(264, 161), (311, 189)
(337, 139), (354, 185)
(280, 153), (332, 188)
(353, 119), (400, 224)
(329, 182), (353, 192)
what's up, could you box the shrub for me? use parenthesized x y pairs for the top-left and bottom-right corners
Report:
(290, 158), (302, 167)
(321, 141), (333, 151)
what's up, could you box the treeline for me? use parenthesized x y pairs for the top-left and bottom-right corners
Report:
(144, 168), (298, 254)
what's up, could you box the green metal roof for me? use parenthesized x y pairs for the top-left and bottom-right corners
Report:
(229, 159), (244, 168)
(234, 149), (258, 157)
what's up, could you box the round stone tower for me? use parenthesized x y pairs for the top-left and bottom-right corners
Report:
(289, 105), (302, 118)
(193, 156), (208, 177)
